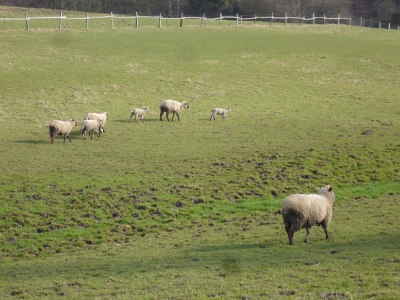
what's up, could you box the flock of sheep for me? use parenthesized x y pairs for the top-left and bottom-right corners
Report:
(49, 112), (108, 144)
(48, 99), (335, 246)
(48, 100), (232, 143)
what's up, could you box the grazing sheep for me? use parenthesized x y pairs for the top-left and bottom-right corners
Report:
(281, 185), (335, 245)
(81, 119), (104, 139)
(83, 112), (109, 131)
(210, 107), (231, 121)
(129, 107), (150, 123)
(49, 119), (77, 144)
(159, 100), (189, 122)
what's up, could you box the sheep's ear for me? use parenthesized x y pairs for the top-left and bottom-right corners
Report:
(328, 186), (333, 192)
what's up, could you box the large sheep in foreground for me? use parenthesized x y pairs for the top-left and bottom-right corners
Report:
(159, 100), (189, 122)
(83, 112), (109, 131)
(130, 107), (149, 123)
(210, 107), (231, 121)
(81, 119), (104, 139)
(49, 119), (77, 144)
(281, 185), (335, 245)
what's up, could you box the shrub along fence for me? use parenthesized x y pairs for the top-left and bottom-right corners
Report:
(1, 11), (398, 31)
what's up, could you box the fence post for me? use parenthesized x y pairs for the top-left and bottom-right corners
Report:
(360, 17), (362, 27)
(219, 13), (222, 26)
(159, 13), (162, 28)
(59, 12), (62, 30)
(86, 13), (89, 29)
(136, 12), (139, 28)
(379, 21), (381, 29)
(338, 14), (340, 25)
(4, 18), (6, 30)
(285, 13), (287, 26)
(270, 12), (273, 26)
(25, 13), (29, 30)
(388, 23), (390, 29)
(254, 13), (256, 25)
(313, 13), (315, 25)
(111, 12), (114, 29)
(241, 15), (243, 26)
(324, 13), (326, 24)
(201, 13), (205, 27)
(180, 13), (183, 27)
(236, 13), (238, 27)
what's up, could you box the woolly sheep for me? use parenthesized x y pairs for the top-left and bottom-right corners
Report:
(81, 119), (104, 139)
(49, 119), (77, 144)
(159, 100), (189, 122)
(83, 112), (109, 131)
(210, 107), (231, 121)
(129, 107), (150, 123)
(281, 185), (335, 245)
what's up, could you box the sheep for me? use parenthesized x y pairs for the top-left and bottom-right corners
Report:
(210, 107), (231, 121)
(129, 107), (150, 123)
(281, 185), (335, 245)
(83, 112), (109, 132)
(159, 100), (189, 122)
(49, 119), (77, 144)
(81, 119), (104, 139)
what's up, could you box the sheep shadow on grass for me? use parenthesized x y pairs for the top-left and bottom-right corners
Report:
(14, 139), (49, 145)
(113, 118), (159, 123)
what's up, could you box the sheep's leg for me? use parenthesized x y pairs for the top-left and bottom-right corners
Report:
(304, 227), (310, 243)
(322, 225), (329, 240)
(171, 112), (176, 121)
(135, 116), (139, 123)
(288, 231), (295, 245)
(165, 112), (171, 122)
(160, 112), (164, 121)
(175, 113), (180, 121)
(284, 223), (292, 245)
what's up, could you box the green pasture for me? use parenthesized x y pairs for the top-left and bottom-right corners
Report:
(0, 6), (399, 299)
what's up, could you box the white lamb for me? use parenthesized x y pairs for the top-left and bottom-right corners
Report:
(129, 107), (150, 123)
(210, 107), (231, 121)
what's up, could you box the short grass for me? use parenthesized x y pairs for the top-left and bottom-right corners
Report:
(0, 6), (400, 299)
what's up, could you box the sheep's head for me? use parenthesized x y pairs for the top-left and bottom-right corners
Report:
(317, 185), (335, 201)
(182, 101), (189, 109)
(144, 107), (149, 111)
(70, 118), (77, 126)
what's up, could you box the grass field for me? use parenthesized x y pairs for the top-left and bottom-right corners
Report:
(0, 6), (400, 299)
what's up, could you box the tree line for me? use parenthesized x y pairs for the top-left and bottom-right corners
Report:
(1, 0), (399, 25)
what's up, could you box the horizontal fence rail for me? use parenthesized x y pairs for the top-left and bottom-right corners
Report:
(1, 11), (398, 31)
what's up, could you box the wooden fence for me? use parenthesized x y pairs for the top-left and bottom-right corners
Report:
(1, 11), (398, 31)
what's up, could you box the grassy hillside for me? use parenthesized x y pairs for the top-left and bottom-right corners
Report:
(0, 6), (399, 298)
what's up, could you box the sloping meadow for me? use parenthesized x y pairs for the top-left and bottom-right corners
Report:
(0, 18), (399, 260)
